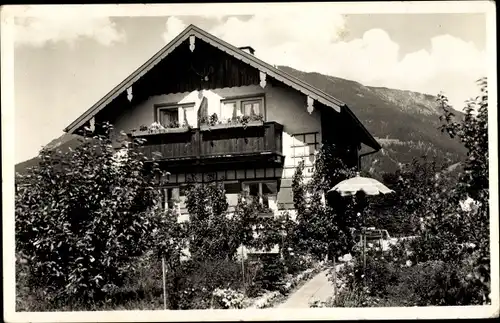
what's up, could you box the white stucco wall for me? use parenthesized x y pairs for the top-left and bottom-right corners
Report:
(114, 82), (321, 137)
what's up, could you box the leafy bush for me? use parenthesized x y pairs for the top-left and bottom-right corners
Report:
(253, 255), (286, 291)
(212, 288), (245, 309)
(160, 258), (247, 309)
(336, 79), (492, 307)
(282, 253), (309, 275)
(389, 259), (486, 306)
(15, 123), (167, 307)
(184, 182), (238, 261)
(291, 144), (360, 262)
(188, 259), (243, 292)
(334, 237), (488, 307)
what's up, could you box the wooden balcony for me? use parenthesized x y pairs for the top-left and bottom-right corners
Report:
(131, 121), (284, 168)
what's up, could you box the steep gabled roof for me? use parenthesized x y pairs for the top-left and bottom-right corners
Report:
(64, 24), (380, 150)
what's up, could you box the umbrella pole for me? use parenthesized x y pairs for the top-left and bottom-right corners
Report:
(363, 227), (366, 279)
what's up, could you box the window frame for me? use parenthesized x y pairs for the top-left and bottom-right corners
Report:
(222, 180), (241, 194)
(154, 102), (196, 128)
(220, 95), (266, 121)
(241, 180), (278, 217)
(159, 184), (190, 213)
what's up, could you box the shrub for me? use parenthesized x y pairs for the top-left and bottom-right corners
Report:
(283, 253), (309, 275)
(188, 259), (243, 292)
(244, 260), (265, 297)
(160, 258), (247, 309)
(15, 123), (167, 307)
(334, 243), (487, 307)
(212, 288), (245, 309)
(185, 182), (238, 261)
(253, 255), (286, 291)
(291, 146), (360, 262)
(389, 259), (486, 306)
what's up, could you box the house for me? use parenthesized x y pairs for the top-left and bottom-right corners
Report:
(63, 24), (381, 235)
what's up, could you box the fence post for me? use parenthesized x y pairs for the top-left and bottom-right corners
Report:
(241, 245), (246, 294)
(162, 256), (167, 310)
(333, 256), (338, 299)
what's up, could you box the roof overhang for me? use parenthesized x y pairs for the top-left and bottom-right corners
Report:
(64, 24), (380, 151)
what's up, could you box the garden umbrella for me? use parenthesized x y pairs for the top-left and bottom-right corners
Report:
(328, 172), (394, 197)
(327, 172), (394, 280)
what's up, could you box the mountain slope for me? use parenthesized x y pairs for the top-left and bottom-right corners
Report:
(277, 66), (466, 174)
(15, 133), (82, 175)
(16, 67), (466, 176)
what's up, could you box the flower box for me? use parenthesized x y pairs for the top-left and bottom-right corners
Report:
(131, 127), (191, 136)
(200, 120), (264, 131)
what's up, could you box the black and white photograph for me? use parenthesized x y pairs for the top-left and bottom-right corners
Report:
(2, 2), (498, 321)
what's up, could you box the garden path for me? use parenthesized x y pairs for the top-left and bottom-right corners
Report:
(276, 264), (344, 308)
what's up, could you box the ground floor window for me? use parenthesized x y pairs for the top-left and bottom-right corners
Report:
(158, 177), (281, 216)
(159, 185), (189, 214)
(223, 181), (241, 211)
(242, 180), (278, 214)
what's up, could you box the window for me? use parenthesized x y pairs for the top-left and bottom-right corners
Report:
(160, 187), (179, 210)
(221, 102), (239, 121)
(157, 104), (196, 128)
(290, 132), (320, 176)
(224, 182), (241, 210)
(242, 180), (278, 211)
(158, 108), (179, 128)
(159, 186), (188, 214)
(220, 97), (264, 122)
(242, 100), (261, 116)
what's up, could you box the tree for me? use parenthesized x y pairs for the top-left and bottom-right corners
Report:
(382, 78), (490, 303)
(15, 123), (167, 306)
(438, 77), (490, 303)
(184, 181), (238, 261)
(364, 156), (456, 237)
(291, 142), (360, 261)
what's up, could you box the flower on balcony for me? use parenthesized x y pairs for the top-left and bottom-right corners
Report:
(149, 121), (165, 131)
(199, 113), (221, 127)
(201, 113), (265, 129)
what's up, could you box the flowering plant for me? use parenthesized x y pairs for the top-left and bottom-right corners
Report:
(251, 290), (281, 309)
(212, 288), (245, 309)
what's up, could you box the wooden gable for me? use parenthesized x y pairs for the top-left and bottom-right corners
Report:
(134, 37), (261, 98)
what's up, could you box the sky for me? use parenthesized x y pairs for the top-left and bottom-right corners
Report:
(10, 5), (489, 164)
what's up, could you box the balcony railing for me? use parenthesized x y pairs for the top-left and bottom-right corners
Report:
(131, 121), (283, 163)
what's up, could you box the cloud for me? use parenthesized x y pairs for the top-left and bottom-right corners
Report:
(163, 14), (486, 110)
(162, 16), (188, 44)
(14, 13), (126, 47)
